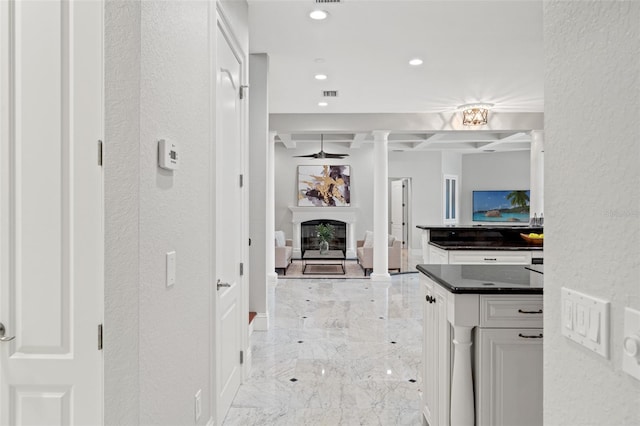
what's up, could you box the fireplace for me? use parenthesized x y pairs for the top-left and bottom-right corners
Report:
(301, 220), (347, 254)
(289, 206), (358, 259)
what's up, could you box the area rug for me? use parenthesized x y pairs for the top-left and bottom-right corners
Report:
(278, 260), (368, 279)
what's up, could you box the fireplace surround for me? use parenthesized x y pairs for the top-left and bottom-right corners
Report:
(300, 220), (346, 254)
(289, 206), (358, 259)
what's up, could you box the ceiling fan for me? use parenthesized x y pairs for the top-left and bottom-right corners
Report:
(294, 134), (349, 159)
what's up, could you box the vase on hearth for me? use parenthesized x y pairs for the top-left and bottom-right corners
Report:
(319, 240), (329, 254)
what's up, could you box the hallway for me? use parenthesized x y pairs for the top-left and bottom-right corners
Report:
(223, 274), (423, 425)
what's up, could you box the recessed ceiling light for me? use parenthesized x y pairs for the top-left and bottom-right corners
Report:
(309, 10), (329, 20)
(318, 102), (328, 107)
(314, 74), (328, 80)
(409, 58), (423, 66)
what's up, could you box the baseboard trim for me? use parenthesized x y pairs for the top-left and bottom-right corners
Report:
(252, 312), (269, 331)
(370, 272), (392, 282)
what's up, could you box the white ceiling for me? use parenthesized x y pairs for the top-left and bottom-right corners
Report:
(248, 0), (544, 152)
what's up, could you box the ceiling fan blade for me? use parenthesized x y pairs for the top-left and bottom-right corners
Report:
(324, 153), (349, 158)
(294, 153), (320, 158)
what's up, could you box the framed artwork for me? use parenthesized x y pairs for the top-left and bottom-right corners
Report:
(297, 165), (351, 207)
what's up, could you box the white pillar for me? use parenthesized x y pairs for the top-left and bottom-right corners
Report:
(370, 131), (391, 281)
(530, 130), (544, 221)
(266, 131), (278, 283)
(450, 325), (475, 426)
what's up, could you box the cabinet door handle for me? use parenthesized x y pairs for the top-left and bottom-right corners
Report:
(518, 333), (543, 339)
(425, 295), (436, 304)
(518, 309), (543, 314)
(483, 258), (497, 261)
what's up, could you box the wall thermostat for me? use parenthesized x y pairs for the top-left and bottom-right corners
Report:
(158, 139), (179, 170)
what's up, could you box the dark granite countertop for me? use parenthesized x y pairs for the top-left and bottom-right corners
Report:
(416, 225), (544, 250)
(429, 241), (543, 251)
(416, 225), (543, 231)
(417, 264), (543, 294)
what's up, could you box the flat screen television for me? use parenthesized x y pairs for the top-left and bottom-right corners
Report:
(472, 190), (530, 223)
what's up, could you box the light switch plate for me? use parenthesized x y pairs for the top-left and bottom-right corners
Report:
(166, 251), (176, 287)
(622, 307), (640, 381)
(561, 287), (610, 358)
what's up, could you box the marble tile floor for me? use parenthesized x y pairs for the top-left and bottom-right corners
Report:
(223, 273), (423, 426)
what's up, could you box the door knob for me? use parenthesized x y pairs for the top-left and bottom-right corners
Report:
(217, 279), (231, 290)
(0, 322), (15, 342)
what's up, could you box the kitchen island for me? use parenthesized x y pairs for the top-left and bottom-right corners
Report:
(416, 225), (543, 264)
(417, 264), (543, 426)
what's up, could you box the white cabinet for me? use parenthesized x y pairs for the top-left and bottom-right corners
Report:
(427, 246), (534, 265)
(428, 245), (449, 264)
(421, 273), (543, 426)
(422, 280), (450, 426)
(476, 295), (543, 426)
(475, 328), (543, 426)
(448, 250), (532, 265)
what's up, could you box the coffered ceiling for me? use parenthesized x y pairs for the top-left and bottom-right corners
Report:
(248, 0), (544, 152)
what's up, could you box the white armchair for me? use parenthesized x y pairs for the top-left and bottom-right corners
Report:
(275, 239), (293, 275)
(356, 237), (402, 276)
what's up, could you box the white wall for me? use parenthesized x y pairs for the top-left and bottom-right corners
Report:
(104, 1), (140, 424)
(137, 2), (212, 424)
(388, 151), (442, 251)
(105, 1), (252, 424)
(274, 143), (375, 240)
(441, 151), (462, 179)
(460, 151), (531, 224)
(544, 2), (640, 424)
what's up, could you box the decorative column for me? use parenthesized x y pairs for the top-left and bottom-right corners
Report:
(530, 130), (544, 221)
(450, 325), (475, 426)
(370, 131), (391, 281)
(266, 131), (278, 283)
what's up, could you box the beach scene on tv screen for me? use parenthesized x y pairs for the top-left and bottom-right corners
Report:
(473, 190), (530, 222)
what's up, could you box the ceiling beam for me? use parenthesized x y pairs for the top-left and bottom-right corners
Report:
(476, 132), (528, 151)
(278, 133), (296, 149)
(349, 133), (368, 149)
(412, 133), (445, 150)
(270, 112), (544, 134)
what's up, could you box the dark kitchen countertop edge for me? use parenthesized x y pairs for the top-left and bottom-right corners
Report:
(416, 264), (544, 294)
(416, 225), (544, 231)
(428, 241), (543, 251)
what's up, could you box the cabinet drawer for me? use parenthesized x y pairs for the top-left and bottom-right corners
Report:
(448, 250), (532, 265)
(480, 295), (543, 328)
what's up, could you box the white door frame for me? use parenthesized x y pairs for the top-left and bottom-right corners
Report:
(389, 177), (412, 250)
(209, 4), (248, 424)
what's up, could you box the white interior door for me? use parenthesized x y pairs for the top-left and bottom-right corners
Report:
(0, 1), (103, 425)
(214, 24), (243, 425)
(391, 180), (404, 244)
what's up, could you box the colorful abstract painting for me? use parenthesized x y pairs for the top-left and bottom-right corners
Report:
(297, 165), (351, 207)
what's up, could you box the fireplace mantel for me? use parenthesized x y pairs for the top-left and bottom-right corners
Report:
(288, 206), (359, 258)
